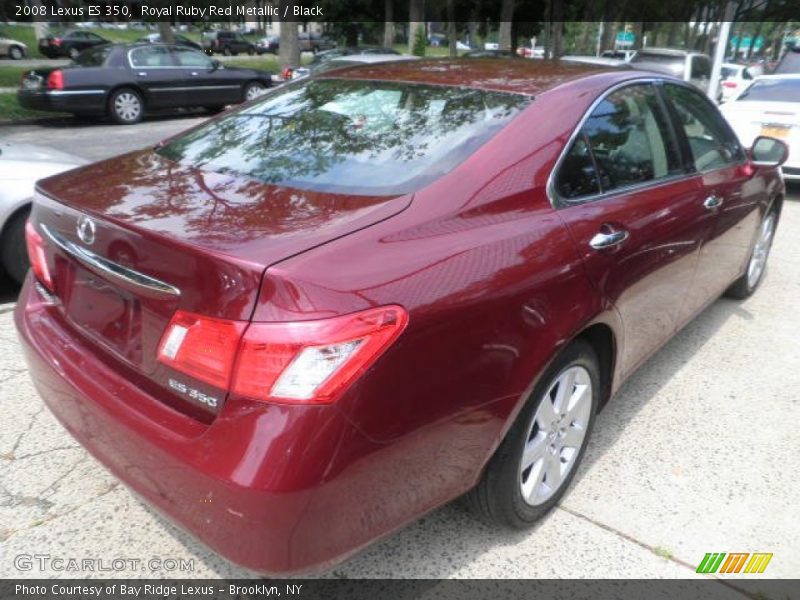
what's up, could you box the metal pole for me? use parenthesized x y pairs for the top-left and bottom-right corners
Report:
(708, 3), (736, 102)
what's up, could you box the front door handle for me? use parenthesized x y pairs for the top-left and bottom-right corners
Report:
(704, 195), (724, 209)
(589, 228), (630, 250)
(137, 72), (147, 77)
(191, 71), (199, 76)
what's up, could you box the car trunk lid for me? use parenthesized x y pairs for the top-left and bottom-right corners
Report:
(32, 150), (411, 417)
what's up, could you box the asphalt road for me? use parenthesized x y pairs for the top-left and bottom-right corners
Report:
(0, 118), (798, 585)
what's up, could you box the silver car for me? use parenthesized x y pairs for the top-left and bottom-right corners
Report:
(630, 48), (713, 92)
(0, 144), (87, 283)
(0, 37), (27, 60)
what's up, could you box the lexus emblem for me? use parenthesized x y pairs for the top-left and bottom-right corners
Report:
(77, 215), (96, 246)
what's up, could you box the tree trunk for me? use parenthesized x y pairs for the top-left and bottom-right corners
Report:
(550, 0), (563, 59)
(279, 1), (301, 69)
(158, 22), (175, 45)
(467, 21), (478, 50)
(498, 0), (514, 51)
(408, 0), (425, 55)
(667, 22), (679, 47)
(383, 0), (395, 48)
(447, 0), (457, 57)
(32, 0), (48, 41)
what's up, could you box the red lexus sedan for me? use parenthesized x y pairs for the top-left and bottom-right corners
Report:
(15, 59), (787, 574)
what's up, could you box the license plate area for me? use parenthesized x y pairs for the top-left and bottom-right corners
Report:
(760, 125), (790, 139)
(63, 265), (143, 367)
(22, 76), (42, 90)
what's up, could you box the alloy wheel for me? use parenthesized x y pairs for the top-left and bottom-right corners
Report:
(9, 46), (22, 60)
(519, 365), (592, 506)
(747, 213), (776, 289)
(245, 84), (266, 100)
(114, 92), (142, 123)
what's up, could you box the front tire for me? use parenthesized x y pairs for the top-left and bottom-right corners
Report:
(243, 81), (267, 102)
(9, 45), (24, 60)
(109, 88), (144, 125)
(725, 208), (777, 299)
(466, 340), (600, 528)
(223, 46), (232, 56)
(1, 208), (31, 285)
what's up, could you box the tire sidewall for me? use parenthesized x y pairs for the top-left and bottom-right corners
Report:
(9, 46), (23, 60)
(491, 341), (600, 527)
(243, 82), (265, 102)
(1, 208), (31, 285)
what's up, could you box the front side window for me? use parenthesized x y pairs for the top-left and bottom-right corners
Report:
(664, 83), (744, 171)
(156, 79), (531, 195)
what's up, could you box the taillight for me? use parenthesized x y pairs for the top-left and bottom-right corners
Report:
(157, 311), (247, 389)
(282, 67), (293, 80)
(723, 81), (737, 88)
(157, 306), (408, 404)
(46, 70), (64, 90)
(24, 221), (53, 291)
(52, 38), (62, 46)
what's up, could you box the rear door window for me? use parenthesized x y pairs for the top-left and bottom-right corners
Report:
(130, 46), (174, 68)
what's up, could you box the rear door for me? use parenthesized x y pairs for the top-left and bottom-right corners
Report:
(127, 46), (186, 109)
(554, 82), (710, 377)
(662, 83), (761, 322)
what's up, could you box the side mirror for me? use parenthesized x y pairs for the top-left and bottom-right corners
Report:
(750, 136), (789, 167)
(210, 59), (221, 71)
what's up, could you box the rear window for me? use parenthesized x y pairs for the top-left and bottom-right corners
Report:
(74, 45), (111, 66)
(737, 78), (800, 102)
(156, 79), (531, 195)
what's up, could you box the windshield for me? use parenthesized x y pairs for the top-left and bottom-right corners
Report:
(156, 79), (531, 195)
(738, 78), (800, 102)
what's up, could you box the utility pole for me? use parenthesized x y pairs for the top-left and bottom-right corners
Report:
(708, 2), (736, 102)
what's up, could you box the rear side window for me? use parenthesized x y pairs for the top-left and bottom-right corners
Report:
(556, 135), (600, 199)
(691, 56), (711, 79)
(130, 46), (173, 68)
(663, 84), (744, 171)
(156, 79), (531, 195)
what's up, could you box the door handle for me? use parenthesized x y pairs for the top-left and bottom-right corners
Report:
(191, 72), (199, 76)
(137, 72), (147, 77)
(589, 228), (629, 250)
(704, 195), (724, 209)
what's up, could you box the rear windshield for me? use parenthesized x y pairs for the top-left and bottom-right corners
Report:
(737, 78), (800, 102)
(156, 79), (531, 195)
(74, 46), (111, 66)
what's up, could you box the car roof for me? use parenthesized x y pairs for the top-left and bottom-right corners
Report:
(635, 48), (706, 58)
(750, 73), (800, 81)
(330, 54), (418, 65)
(319, 57), (637, 96)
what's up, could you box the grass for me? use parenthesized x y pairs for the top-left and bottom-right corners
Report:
(0, 91), (69, 122)
(0, 66), (28, 88)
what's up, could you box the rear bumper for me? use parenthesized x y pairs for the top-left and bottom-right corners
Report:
(13, 277), (398, 574)
(17, 89), (106, 114)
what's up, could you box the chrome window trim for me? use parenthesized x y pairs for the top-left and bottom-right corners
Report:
(545, 77), (744, 209)
(40, 223), (180, 298)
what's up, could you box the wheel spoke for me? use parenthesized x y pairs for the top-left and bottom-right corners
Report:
(535, 396), (556, 426)
(521, 434), (546, 470)
(545, 454), (562, 491)
(553, 369), (576, 414)
(562, 425), (585, 449)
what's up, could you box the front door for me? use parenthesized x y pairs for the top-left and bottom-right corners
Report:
(171, 47), (242, 107)
(553, 82), (710, 377)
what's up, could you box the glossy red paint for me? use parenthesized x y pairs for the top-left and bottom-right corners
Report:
(15, 61), (783, 574)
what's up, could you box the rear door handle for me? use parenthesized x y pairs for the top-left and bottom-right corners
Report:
(704, 195), (724, 209)
(191, 71), (199, 76)
(137, 72), (147, 77)
(590, 228), (629, 250)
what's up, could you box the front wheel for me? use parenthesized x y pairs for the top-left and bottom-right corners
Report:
(466, 340), (599, 528)
(9, 45), (24, 60)
(109, 88), (144, 125)
(68, 46), (80, 60)
(725, 209), (777, 299)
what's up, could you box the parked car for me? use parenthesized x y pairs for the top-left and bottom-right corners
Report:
(137, 33), (202, 52)
(562, 55), (629, 68)
(18, 44), (272, 125)
(255, 35), (279, 55)
(721, 75), (800, 180)
(517, 46), (545, 58)
(772, 44), (800, 74)
(201, 30), (255, 56)
(309, 46), (400, 66)
(279, 53), (417, 82)
(38, 30), (109, 60)
(601, 49), (636, 62)
(299, 31), (336, 53)
(630, 48), (713, 92)
(0, 144), (87, 284)
(16, 60), (786, 575)
(0, 36), (27, 60)
(464, 49), (518, 59)
(718, 63), (757, 103)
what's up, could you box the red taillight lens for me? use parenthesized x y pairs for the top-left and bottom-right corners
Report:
(157, 311), (247, 389)
(723, 81), (737, 88)
(52, 38), (62, 46)
(24, 221), (53, 291)
(157, 306), (408, 404)
(46, 70), (64, 90)
(282, 67), (293, 80)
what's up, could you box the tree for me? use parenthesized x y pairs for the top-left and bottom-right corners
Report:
(447, 0), (457, 57)
(280, 1), (301, 69)
(158, 22), (175, 45)
(498, 0), (514, 51)
(408, 0), (425, 55)
(384, 0), (395, 48)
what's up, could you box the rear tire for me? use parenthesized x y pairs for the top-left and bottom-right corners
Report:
(223, 46), (232, 56)
(9, 45), (23, 60)
(465, 340), (600, 528)
(243, 81), (267, 102)
(68, 47), (80, 60)
(109, 88), (144, 125)
(1, 208), (31, 286)
(725, 208), (778, 300)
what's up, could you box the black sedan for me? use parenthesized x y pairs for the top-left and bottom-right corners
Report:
(137, 34), (203, 52)
(18, 44), (273, 125)
(38, 30), (109, 59)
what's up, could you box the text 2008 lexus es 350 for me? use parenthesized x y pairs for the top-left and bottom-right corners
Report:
(15, 59), (787, 574)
